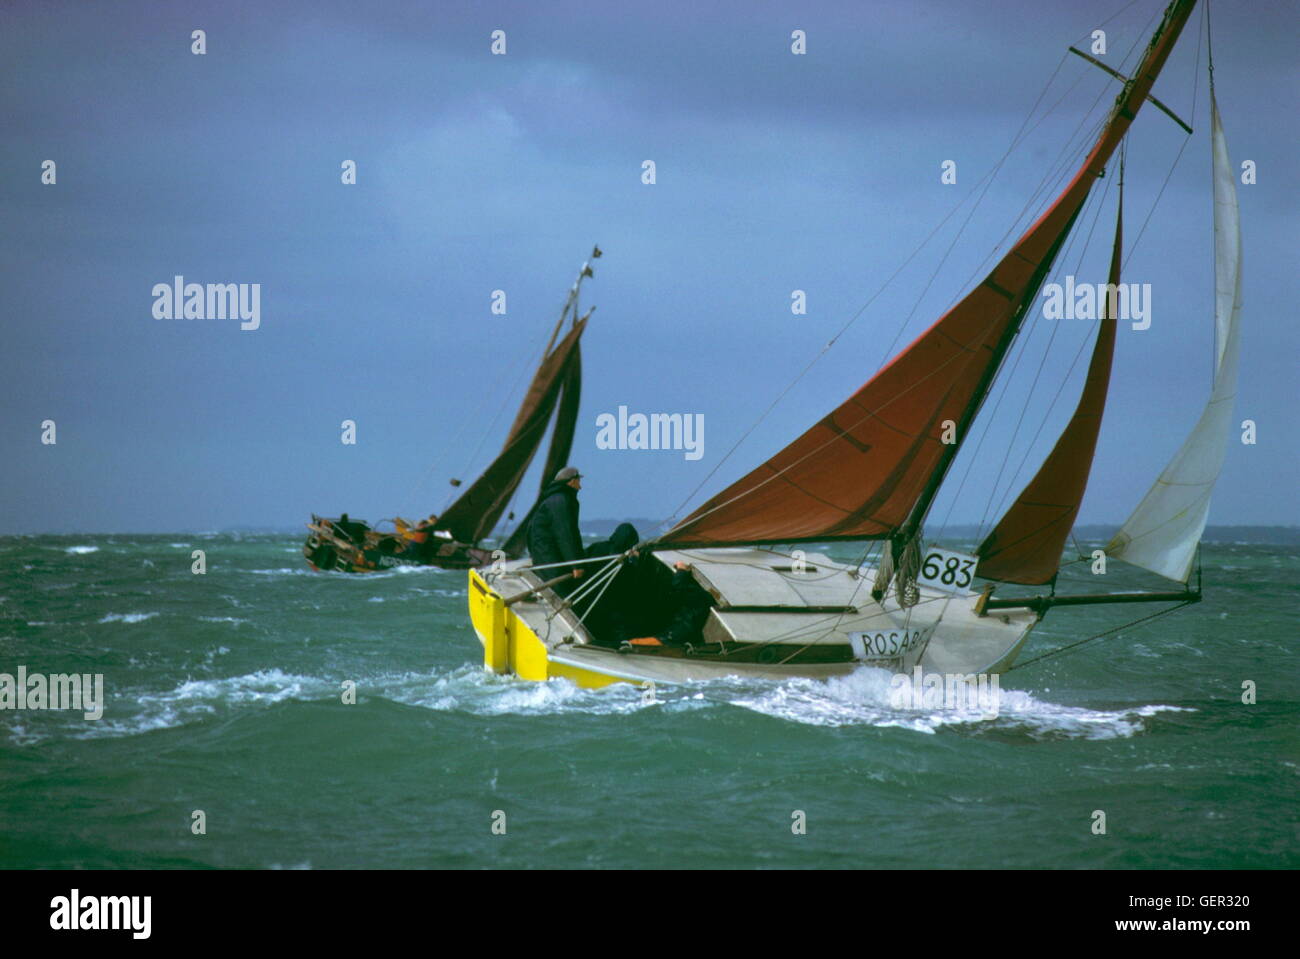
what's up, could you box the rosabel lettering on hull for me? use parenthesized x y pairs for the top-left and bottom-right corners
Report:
(49, 889), (151, 939)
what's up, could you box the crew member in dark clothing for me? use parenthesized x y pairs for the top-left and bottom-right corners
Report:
(585, 522), (639, 560)
(526, 466), (586, 595)
(620, 561), (716, 648)
(578, 523), (645, 645)
(655, 561), (716, 646)
(334, 513), (369, 544)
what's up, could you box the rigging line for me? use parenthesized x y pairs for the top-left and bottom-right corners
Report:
(528, 551), (623, 572)
(1122, 0), (1202, 273)
(1069, 529), (1090, 562)
(661, 7), (1175, 540)
(980, 37), (1202, 549)
(656, 46), (1081, 533)
(650, 303), (1025, 540)
(939, 168), (1108, 541)
(1205, 0), (1215, 92)
(975, 164), (1119, 537)
(863, 51), (1085, 376)
(943, 3), (1159, 304)
(436, 271), (588, 518)
(934, 175), (1111, 539)
(568, 557), (623, 634)
(951, 0), (1163, 301)
(898, 120), (1118, 531)
(943, 63), (1114, 313)
(439, 300), (577, 515)
(544, 555), (624, 623)
(403, 304), (565, 518)
(655, 160), (1021, 536)
(709, 545), (896, 657)
(950, 106), (1107, 309)
(562, 551), (628, 607)
(1007, 599), (1196, 671)
(865, 43), (1123, 376)
(773, 539), (883, 664)
(982, 144), (1128, 539)
(676, 117), (1111, 545)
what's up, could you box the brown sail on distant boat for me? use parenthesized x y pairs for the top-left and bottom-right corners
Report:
(303, 248), (600, 573)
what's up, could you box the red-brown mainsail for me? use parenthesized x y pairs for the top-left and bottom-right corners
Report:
(661, 0), (1196, 550)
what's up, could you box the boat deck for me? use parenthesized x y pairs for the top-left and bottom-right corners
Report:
(480, 548), (1037, 680)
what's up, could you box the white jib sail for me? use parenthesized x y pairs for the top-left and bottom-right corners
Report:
(1107, 92), (1242, 583)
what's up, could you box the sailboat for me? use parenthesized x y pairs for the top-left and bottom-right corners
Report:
(304, 248), (600, 573)
(467, 0), (1242, 687)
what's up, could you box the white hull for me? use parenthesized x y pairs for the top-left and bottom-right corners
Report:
(468, 548), (1038, 689)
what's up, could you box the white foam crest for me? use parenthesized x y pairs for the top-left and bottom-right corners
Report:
(380, 665), (672, 717)
(98, 612), (159, 624)
(71, 668), (338, 740)
(729, 667), (1194, 738)
(249, 564), (451, 579)
(64, 545), (99, 554)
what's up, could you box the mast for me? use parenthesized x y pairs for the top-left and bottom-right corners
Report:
(660, 0), (1198, 556)
(975, 165), (1123, 585)
(436, 319), (586, 544)
(895, 0), (1199, 551)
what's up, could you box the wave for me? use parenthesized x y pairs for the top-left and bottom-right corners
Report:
(393, 665), (1193, 739)
(64, 545), (99, 554)
(57, 668), (339, 742)
(7, 662), (1193, 746)
(98, 612), (159, 624)
(729, 667), (1193, 738)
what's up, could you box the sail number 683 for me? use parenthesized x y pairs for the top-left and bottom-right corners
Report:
(919, 548), (978, 591)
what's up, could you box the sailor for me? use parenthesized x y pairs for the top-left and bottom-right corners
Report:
(526, 466), (586, 592)
(579, 523), (643, 644)
(585, 521), (638, 560)
(335, 513), (368, 543)
(626, 561), (715, 648)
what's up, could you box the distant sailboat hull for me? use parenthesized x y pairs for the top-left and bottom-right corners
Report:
(302, 250), (598, 575)
(303, 515), (493, 573)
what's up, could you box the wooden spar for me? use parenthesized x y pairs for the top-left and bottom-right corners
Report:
(503, 572), (576, 606)
(1067, 47), (1193, 135)
(541, 245), (602, 357)
(977, 589), (1201, 616)
(896, 204), (1084, 548)
(895, 1), (1198, 553)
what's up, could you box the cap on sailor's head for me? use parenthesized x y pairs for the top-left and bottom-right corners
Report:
(555, 466), (583, 483)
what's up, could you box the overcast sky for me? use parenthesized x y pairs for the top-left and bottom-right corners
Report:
(2, 0), (1296, 536)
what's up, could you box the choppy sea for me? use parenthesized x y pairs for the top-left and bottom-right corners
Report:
(1, 533), (1295, 868)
